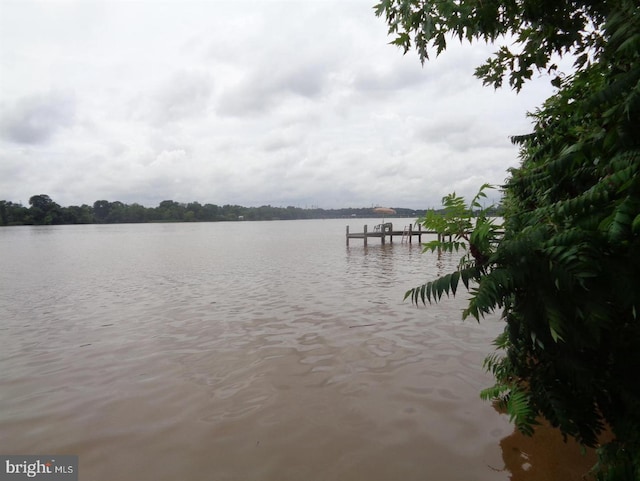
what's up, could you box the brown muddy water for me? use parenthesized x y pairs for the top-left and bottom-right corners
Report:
(0, 220), (595, 480)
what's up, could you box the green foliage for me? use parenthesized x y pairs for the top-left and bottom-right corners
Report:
(0, 196), (427, 226)
(374, 0), (616, 91)
(391, 0), (640, 477)
(405, 184), (502, 312)
(0, 200), (31, 226)
(29, 194), (62, 225)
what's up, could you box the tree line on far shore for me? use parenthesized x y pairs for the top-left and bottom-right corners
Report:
(0, 194), (454, 226)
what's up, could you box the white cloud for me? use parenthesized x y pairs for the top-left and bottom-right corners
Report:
(0, 91), (76, 144)
(133, 70), (215, 125)
(0, 0), (557, 210)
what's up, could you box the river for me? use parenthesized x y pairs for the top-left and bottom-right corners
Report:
(0, 219), (594, 480)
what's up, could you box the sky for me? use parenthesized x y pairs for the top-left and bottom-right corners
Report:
(0, 0), (559, 210)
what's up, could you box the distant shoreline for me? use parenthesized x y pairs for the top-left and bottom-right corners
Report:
(1, 194), (502, 226)
(1, 195), (436, 226)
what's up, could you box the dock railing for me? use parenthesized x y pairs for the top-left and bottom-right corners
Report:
(346, 223), (435, 246)
(346, 223), (503, 246)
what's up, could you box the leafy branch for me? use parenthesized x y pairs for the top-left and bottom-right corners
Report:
(405, 183), (502, 314)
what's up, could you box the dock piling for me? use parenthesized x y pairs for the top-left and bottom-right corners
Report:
(346, 223), (432, 245)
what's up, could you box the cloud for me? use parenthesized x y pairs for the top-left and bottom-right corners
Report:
(0, 0), (557, 210)
(215, 62), (328, 117)
(352, 57), (428, 94)
(134, 70), (214, 125)
(211, 6), (341, 117)
(0, 91), (76, 144)
(415, 116), (510, 153)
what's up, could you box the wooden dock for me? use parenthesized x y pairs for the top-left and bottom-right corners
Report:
(346, 222), (435, 246)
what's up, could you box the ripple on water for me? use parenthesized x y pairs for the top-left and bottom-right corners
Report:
(0, 222), (596, 481)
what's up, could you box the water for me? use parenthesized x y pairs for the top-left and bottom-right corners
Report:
(0, 220), (594, 480)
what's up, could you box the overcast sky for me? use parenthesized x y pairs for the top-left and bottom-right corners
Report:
(0, 0), (558, 209)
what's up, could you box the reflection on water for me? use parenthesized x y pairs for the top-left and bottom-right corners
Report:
(0, 220), (596, 480)
(499, 420), (597, 481)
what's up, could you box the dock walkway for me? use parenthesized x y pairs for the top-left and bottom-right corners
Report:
(346, 223), (437, 246)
